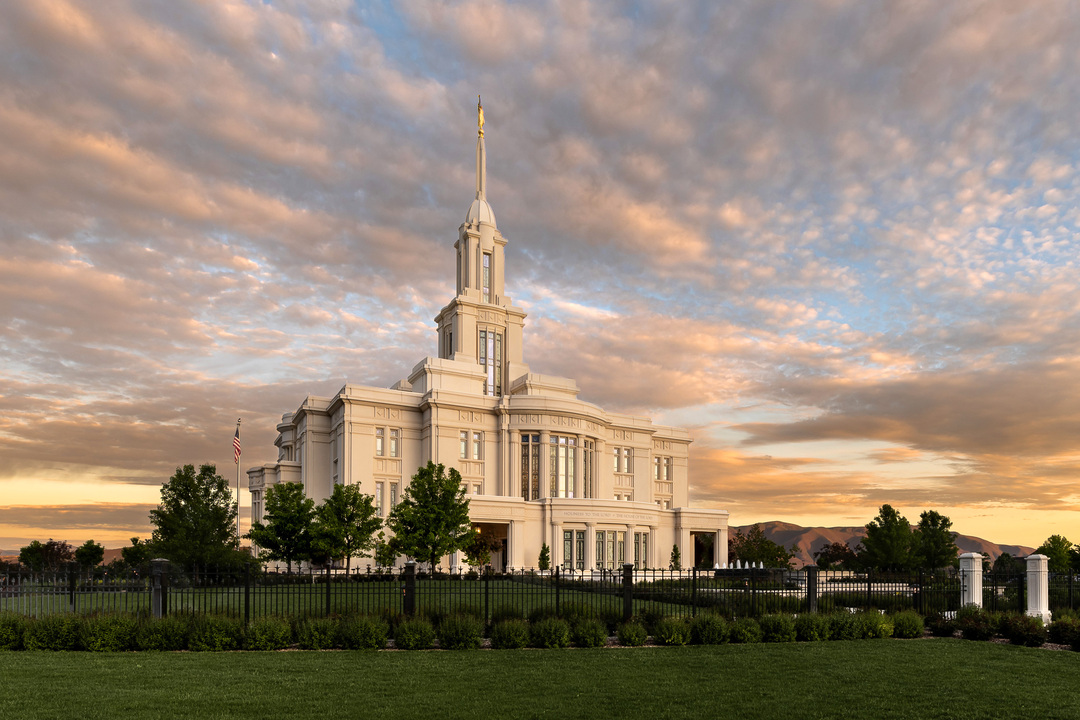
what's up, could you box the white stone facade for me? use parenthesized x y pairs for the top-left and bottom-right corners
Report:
(248, 108), (729, 571)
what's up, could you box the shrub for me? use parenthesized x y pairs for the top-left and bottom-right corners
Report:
(490, 619), (530, 649)
(0, 612), (29, 650)
(653, 617), (691, 646)
(729, 617), (763, 644)
(394, 618), (436, 650)
(530, 618), (571, 649)
(559, 602), (598, 625)
(758, 614), (796, 643)
(890, 611), (925, 639)
(490, 604), (524, 625)
(599, 607), (625, 634)
(638, 608), (665, 636)
(136, 615), (190, 651)
(81, 614), (139, 652)
(1048, 617), (1080, 646)
(794, 614), (828, 642)
(1000, 613), (1046, 648)
(338, 616), (388, 650)
(571, 618), (608, 648)
(188, 615), (245, 652)
(527, 606), (558, 624)
(24, 614), (83, 651)
(438, 614), (483, 650)
(296, 617), (339, 650)
(926, 613), (956, 638)
(956, 605), (994, 641)
(247, 617), (294, 650)
(855, 611), (893, 640)
(690, 614), (729, 645)
(826, 612), (859, 641)
(616, 621), (648, 647)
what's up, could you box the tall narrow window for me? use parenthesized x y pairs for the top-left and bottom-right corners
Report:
(390, 483), (398, 508)
(575, 531), (585, 570)
(596, 532), (605, 569)
(482, 252), (491, 303)
(549, 435), (576, 498)
(460, 431), (469, 459)
(563, 530), (573, 571)
(389, 429), (399, 458)
(479, 329), (503, 396)
(582, 440), (594, 499)
(521, 434), (540, 500)
(375, 428), (385, 456)
(472, 431), (482, 460)
(375, 481), (385, 516)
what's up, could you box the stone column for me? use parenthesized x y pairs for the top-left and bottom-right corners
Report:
(626, 523), (636, 569)
(509, 428), (521, 499)
(539, 430), (551, 497)
(648, 525), (657, 569)
(585, 522), (596, 572)
(551, 522), (562, 570)
(1026, 554), (1051, 624)
(573, 434), (584, 498)
(959, 552), (983, 608)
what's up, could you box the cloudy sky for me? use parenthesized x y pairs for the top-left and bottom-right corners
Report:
(2, 0), (1079, 552)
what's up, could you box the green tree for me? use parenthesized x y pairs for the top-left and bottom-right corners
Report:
(991, 552), (1023, 575)
(121, 537), (152, 570)
(463, 531), (501, 569)
(310, 483), (382, 574)
(1035, 534), (1073, 573)
(858, 504), (913, 571)
(670, 544), (681, 571)
(374, 531), (398, 568)
(149, 464), (238, 575)
(538, 543), (551, 571)
(18, 539), (74, 571)
(813, 541), (858, 570)
(74, 539), (104, 570)
(246, 481), (315, 573)
(912, 510), (959, 569)
(385, 462), (475, 572)
(728, 525), (795, 568)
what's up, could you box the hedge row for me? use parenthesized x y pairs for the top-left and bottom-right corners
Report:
(927, 605), (1080, 649)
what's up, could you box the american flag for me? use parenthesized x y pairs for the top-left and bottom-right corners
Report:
(233, 426), (242, 463)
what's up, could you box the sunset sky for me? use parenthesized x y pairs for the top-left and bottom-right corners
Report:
(2, 1), (1079, 552)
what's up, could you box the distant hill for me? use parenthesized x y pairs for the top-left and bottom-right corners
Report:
(732, 521), (1035, 568)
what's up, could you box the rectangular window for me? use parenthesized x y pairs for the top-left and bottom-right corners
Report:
(460, 431), (469, 459)
(549, 435), (576, 498)
(596, 532), (605, 569)
(563, 530), (573, 571)
(582, 440), (594, 499)
(390, 483), (398, 508)
(613, 447), (633, 474)
(521, 434), (540, 500)
(472, 431), (482, 460)
(607, 532), (616, 570)
(664, 457), (672, 481)
(576, 530), (585, 571)
(375, 481), (385, 516)
(479, 329), (503, 396)
(390, 429), (399, 458)
(482, 252), (491, 303)
(375, 428), (385, 457)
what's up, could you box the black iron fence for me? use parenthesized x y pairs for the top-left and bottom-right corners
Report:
(4, 562), (1076, 622)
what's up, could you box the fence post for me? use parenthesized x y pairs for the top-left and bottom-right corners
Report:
(403, 561), (416, 616)
(325, 564), (332, 617)
(917, 569), (924, 614)
(1026, 554), (1051, 623)
(67, 561), (78, 613)
(959, 553), (983, 608)
(555, 566), (561, 618)
(244, 562), (251, 626)
(483, 570), (490, 627)
(691, 567), (698, 618)
(806, 567), (818, 613)
(151, 558), (169, 619)
(622, 563), (634, 622)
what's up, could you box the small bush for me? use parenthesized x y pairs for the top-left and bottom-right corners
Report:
(296, 617), (339, 650)
(599, 608), (625, 634)
(1048, 617), (1080, 646)
(339, 616), (388, 650)
(490, 604), (524, 625)
(81, 614), (139, 652)
(571, 618), (608, 648)
(559, 602), (598, 625)
(729, 617), (763, 644)
(855, 611), (893, 640)
(758, 614), (796, 643)
(890, 611), (925, 639)
(926, 613), (956, 638)
(247, 617), (293, 650)
(0, 612), (29, 650)
(24, 614), (83, 651)
(616, 621), (648, 647)
(653, 617), (691, 646)
(395, 618), (436, 650)
(794, 614), (828, 642)
(1001, 613), (1046, 648)
(136, 615), (189, 651)
(691, 614), (729, 645)
(530, 618), (571, 649)
(188, 615), (245, 652)
(956, 605), (994, 641)
(527, 606), (558, 625)
(638, 608), (665, 636)
(826, 612), (859, 641)
(438, 614), (483, 650)
(490, 619), (530, 649)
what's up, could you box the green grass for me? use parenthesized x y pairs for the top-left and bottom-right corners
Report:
(2, 640), (1079, 719)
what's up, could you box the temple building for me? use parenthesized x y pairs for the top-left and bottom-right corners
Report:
(247, 101), (729, 571)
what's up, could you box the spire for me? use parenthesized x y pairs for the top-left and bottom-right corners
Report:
(476, 95), (486, 201)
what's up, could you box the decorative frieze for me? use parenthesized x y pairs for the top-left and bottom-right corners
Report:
(653, 440), (672, 451)
(611, 429), (633, 441)
(374, 406), (401, 420)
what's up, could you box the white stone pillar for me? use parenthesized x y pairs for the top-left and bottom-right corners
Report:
(1026, 554), (1051, 624)
(540, 430), (551, 497)
(626, 524), (635, 569)
(551, 522), (562, 569)
(585, 522), (596, 571)
(715, 529), (726, 568)
(959, 552), (983, 608)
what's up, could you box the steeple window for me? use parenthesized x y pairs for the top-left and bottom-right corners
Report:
(482, 252), (491, 303)
(479, 329), (503, 396)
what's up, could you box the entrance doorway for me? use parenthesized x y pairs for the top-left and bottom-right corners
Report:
(471, 523), (509, 572)
(692, 531), (715, 568)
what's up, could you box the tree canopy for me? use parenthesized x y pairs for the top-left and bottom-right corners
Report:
(858, 504), (913, 571)
(1035, 534), (1074, 573)
(149, 463), (239, 573)
(246, 481), (315, 573)
(18, 539), (74, 571)
(74, 539), (104, 569)
(121, 537), (153, 570)
(813, 541), (858, 570)
(728, 525), (794, 568)
(311, 483), (382, 574)
(386, 462), (475, 571)
(912, 510), (959, 569)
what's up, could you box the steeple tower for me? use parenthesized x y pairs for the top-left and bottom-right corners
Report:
(434, 99), (528, 396)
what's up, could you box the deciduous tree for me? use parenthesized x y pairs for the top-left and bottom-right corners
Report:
(246, 481), (315, 573)
(386, 462), (475, 572)
(858, 504), (913, 571)
(311, 483), (382, 574)
(813, 541), (858, 570)
(912, 510), (959, 570)
(121, 537), (152, 570)
(728, 525), (795, 568)
(1035, 534), (1073, 573)
(18, 539), (74, 571)
(74, 539), (104, 570)
(149, 464), (238, 575)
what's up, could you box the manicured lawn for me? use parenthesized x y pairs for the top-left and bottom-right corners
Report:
(2, 640), (1078, 719)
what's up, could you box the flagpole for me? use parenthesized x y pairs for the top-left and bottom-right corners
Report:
(234, 418), (242, 550)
